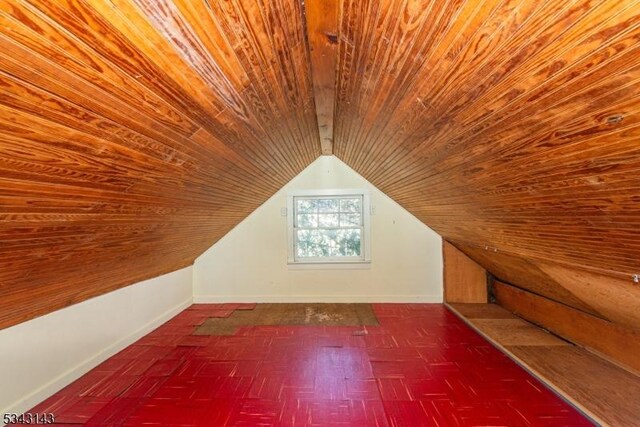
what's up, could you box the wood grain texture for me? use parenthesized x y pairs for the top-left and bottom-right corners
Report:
(3, 0), (640, 339)
(469, 318), (569, 346)
(304, 0), (339, 154)
(447, 302), (515, 319)
(459, 242), (640, 331)
(0, 0), (320, 329)
(443, 241), (487, 303)
(448, 303), (640, 427)
(508, 346), (640, 427)
(494, 281), (640, 373)
(333, 0), (640, 312)
(454, 242), (603, 316)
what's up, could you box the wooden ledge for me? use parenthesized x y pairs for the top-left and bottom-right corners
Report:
(447, 303), (640, 427)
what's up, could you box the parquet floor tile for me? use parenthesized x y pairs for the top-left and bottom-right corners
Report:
(23, 304), (591, 426)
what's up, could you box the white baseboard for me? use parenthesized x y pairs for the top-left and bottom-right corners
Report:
(3, 298), (192, 417)
(193, 294), (442, 303)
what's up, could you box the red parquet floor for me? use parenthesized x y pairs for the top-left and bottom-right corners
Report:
(27, 304), (591, 426)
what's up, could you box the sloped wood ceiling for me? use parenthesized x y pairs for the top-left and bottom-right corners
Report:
(1, 0), (640, 329)
(0, 0), (319, 328)
(331, 0), (640, 325)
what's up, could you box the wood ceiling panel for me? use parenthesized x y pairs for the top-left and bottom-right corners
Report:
(2, 0), (640, 332)
(305, 0), (339, 154)
(0, 0), (320, 329)
(334, 0), (640, 285)
(456, 241), (640, 332)
(453, 241), (602, 315)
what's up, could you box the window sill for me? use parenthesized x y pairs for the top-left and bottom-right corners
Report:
(287, 261), (372, 270)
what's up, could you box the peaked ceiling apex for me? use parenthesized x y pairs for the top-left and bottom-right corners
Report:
(0, 0), (639, 330)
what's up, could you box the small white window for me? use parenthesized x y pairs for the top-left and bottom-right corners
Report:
(287, 189), (371, 264)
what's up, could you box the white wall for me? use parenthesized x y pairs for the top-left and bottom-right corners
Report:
(194, 156), (443, 302)
(0, 266), (193, 416)
(0, 156), (443, 419)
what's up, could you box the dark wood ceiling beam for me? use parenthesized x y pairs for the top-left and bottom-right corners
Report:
(304, 0), (339, 155)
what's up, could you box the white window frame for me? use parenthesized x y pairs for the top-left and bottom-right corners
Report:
(287, 189), (371, 266)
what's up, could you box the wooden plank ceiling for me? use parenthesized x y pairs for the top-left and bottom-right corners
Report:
(330, 0), (640, 326)
(2, 0), (640, 329)
(0, 0), (320, 328)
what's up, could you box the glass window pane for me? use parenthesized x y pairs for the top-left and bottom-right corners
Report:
(317, 198), (339, 213)
(336, 228), (361, 256)
(296, 199), (316, 213)
(340, 198), (361, 212)
(293, 194), (365, 261)
(340, 213), (361, 227)
(325, 229), (339, 257)
(297, 229), (332, 257)
(296, 229), (310, 257)
(318, 213), (339, 227)
(296, 240), (308, 257)
(297, 213), (317, 228)
(296, 228), (361, 259)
